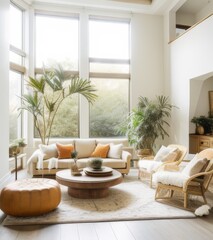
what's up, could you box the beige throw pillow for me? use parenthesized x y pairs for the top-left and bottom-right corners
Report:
(154, 146), (179, 162)
(182, 154), (208, 177)
(39, 144), (58, 160)
(75, 139), (96, 158)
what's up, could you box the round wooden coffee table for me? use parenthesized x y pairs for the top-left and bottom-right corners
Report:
(56, 168), (122, 199)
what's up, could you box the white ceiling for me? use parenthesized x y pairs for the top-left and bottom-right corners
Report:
(28, 0), (176, 14)
(28, 0), (211, 15)
(178, 0), (211, 14)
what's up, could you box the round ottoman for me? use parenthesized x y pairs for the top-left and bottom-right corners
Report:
(0, 178), (61, 217)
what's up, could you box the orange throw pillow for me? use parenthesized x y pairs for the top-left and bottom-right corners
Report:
(56, 143), (74, 159)
(91, 144), (110, 158)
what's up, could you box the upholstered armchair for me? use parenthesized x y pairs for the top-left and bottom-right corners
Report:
(153, 148), (213, 209)
(138, 144), (187, 187)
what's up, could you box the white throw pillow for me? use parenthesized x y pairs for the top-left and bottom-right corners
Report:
(39, 144), (58, 160)
(108, 143), (123, 159)
(154, 145), (178, 162)
(182, 154), (208, 177)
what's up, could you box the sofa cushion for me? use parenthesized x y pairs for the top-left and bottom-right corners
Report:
(37, 158), (75, 169)
(102, 158), (126, 168)
(39, 144), (58, 160)
(56, 143), (74, 159)
(77, 158), (126, 169)
(91, 143), (110, 158)
(108, 143), (123, 159)
(75, 139), (96, 158)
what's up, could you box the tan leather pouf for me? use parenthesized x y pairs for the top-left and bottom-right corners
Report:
(0, 178), (61, 217)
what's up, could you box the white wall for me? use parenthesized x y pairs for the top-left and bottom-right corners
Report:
(170, 15), (213, 148)
(0, 0), (10, 181)
(131, 13), (164, 108)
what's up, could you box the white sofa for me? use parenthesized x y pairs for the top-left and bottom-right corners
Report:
(27, 138), (133, 176)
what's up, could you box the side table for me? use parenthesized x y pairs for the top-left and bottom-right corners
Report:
(9, 153), (27, 180)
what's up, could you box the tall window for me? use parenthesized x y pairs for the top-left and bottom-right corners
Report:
(35, 14), (79, 138)
(9, 3), (25, 142)
(89, 17), (130, 137)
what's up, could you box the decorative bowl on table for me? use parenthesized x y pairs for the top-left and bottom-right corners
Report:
(89, 158), (103, 170)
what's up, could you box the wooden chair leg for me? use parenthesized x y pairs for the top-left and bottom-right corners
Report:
(138, 169), (141, 179)
(200, 187), (207, 204)
(184, 192), (188, 208)
(155, 185), (160, 200)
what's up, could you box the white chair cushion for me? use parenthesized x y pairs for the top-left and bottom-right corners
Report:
(182, 154), (208, 177)
(153, 171), (188, 187)
(138, 160), (162, 173)
(107, 143), (123, 159)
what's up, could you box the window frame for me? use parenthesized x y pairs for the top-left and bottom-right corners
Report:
(88, 16), (131, 138)
(9, 1), (26, 141)
(34, 12), (81, 138)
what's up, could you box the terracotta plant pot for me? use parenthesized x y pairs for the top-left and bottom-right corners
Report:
(137, 149), (152, 156)
(196, 126), (205, 135)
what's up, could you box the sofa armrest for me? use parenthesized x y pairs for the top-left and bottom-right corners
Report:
(122, 150), (132, 170)
(27, 149), (43, 173)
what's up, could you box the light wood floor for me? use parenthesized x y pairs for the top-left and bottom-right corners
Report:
(0, 169), (213, 240)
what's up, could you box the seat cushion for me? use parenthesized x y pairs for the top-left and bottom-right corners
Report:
(37, 158), (75, 169)
(102, 158), (126, 168)
(153, 171), (188, 187)
(138, 160), (162, 173)
(76, 158), (126, 169)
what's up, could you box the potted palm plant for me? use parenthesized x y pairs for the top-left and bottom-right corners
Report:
(19, 65), (97, 145)
(119, 95), (174, 154)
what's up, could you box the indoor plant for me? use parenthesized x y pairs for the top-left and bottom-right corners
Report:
(19, 65), (97, 145)
(191, 115), (213, 134)
(9, 138), (27, 157)
(119, 95), (174, 154)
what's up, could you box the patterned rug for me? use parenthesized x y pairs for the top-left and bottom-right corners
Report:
(3, 169), (207, 226)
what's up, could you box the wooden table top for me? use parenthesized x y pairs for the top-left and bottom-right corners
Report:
(56, 168), (122, 184)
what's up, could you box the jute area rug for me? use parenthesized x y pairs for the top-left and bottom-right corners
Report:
(3, 169), (208, 226)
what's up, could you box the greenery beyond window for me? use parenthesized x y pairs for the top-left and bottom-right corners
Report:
(89, 18), (130, 137)
(90, 78), (129, 137)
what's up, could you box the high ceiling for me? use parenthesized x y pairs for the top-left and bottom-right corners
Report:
(178, 0), (211, 14)
(28, 0), (176, 14)
(109, 0), (152, 4)
(28, 0), (211, 15)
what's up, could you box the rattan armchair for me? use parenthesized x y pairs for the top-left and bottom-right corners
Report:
(154, 148), (213, 209)
(138, 144), (187, 187)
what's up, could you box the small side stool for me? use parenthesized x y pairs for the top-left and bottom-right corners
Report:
(0, 178), (61, 217)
